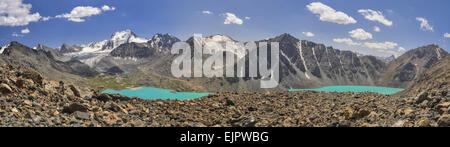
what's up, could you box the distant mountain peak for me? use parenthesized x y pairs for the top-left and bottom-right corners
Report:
(104, 29), (148, 50)
(58, 43), (82, 54)
(149, 33), (181, 51)
(269, 33), (300, 42)
(204, 34), (235, 42)
(34, 44), (53, 51)
(110, 29), (137, 40)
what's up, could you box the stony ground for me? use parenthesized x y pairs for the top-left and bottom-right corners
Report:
(0, 64), (449, 127)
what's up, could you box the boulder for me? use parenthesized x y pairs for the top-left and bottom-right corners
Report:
(62, 103), (88, 114)
(74, 111), (90, 120)
(231, 116), (257, 127)
(21, 71), (43, 86)
(0, 83), (13, 95)
(415, 91), (429, 104)
(68, 85), (81, 97)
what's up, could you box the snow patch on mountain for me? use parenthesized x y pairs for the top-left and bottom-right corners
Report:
(0, 44), (10, 54)
(312, 47), (321, 68)
(436, 48), (442, 60)
(298, 41), (310, 79)
(0, 44), (11, 54)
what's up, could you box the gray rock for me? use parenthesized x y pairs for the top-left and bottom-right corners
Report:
(75, 111), (90, 120)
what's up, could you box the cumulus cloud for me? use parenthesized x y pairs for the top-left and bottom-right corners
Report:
(416, 17), (433, 32)
(0, 0), (42, 26)
(21, 28), (30, 34)
(445, 33), (450, 38)
(202, 10), (212, 15)
(306, 2), (356, 25)
(349, 28), (373, 40)
(398, 47), (405, 51)
(302, 32), (315, 37)
(374, 26), (381, 32)
(56, 6), (102, 22)
(56, 5), (115, 22)
(333, 38), (361, 46)
(101, 5), (116, 11)
(223, 12), (243, 25)
(358, 9), (392, 26)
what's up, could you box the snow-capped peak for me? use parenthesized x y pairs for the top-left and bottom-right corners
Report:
(105, 29), (148, 50)
(62, 29), (150, 67)
(110, 29), (135, 41)
(198, 34), (246, 59)
(204, 34), (235, 42)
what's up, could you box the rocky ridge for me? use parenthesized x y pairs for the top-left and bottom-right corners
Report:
(0, 57), (448, 127)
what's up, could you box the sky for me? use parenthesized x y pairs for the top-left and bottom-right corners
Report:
(1, 0), (450, 57)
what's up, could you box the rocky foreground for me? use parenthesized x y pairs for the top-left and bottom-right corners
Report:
(0, 61), (449, 127)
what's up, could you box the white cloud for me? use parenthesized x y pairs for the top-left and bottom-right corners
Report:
(333, 38), (361, 46)
(0, 0), (42, 26)
(398, 47), (405, 51)
(41, 16), (51, 21)
(56, 5), (115, 22)
(202, 10), (212, 15)
(306, 2), (356, 25)
(358, 9), (392, 26)
(101, 5), (116, 11)
(445, 33), (450, 38)
(363, 41), (398, 50)
(21, 28), (30, 34)
(302, 32), (315, 37)
(374, 26), (380, 32)
(416, 17), (433, 32)
(245, 17), (251, 20)
(223, 12), (243, 25)
(349, 28), (373, 40)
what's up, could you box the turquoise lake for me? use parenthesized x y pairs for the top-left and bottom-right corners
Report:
(289, 86), (404, 95)
(103, 85), (404, 100)
(102, 87), (212, 100)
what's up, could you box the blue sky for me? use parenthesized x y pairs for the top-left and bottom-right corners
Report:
(1, 0), (449, 57)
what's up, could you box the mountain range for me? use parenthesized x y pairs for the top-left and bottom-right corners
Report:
(0, 30), (447, 92)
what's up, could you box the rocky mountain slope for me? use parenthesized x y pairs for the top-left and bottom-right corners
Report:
(379, 44), (448, 88)
(261, 34), (387, 89)
(402, 55), (449, 97)
(0, 42), (98, 81)
(34, 44), (71, 61)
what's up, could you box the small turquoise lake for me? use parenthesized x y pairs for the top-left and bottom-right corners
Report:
(103, 85), (404, 100)
(289, 86), (404, 95)
(102, 87), (212, 100)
